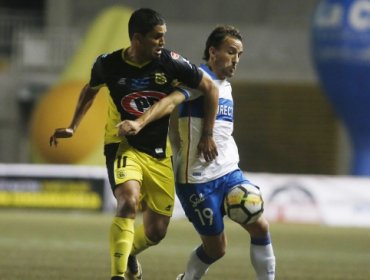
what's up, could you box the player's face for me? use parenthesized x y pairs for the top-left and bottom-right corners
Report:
(210, 36), (243, 80)
(140, 24), (167, 60)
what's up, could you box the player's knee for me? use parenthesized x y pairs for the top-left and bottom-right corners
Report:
(146, 225), (167, 243)
(257, 216), (270, 233)
(114, 183), (140, 218)
(203, 239), (227, 260)
(115, 196), (139, 218)
(213, 247), (226, 260)
(204, 245), (226, 260)
(245, 216), (270, 237)
(144, 211), (170, 243)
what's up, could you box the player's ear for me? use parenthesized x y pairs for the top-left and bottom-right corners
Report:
(133, 33), (144, 44)
(209, 46), (216, 59)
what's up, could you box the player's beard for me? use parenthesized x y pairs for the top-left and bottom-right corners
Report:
(225, 65), (236, 78)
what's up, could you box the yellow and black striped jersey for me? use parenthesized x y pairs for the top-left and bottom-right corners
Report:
(89, 48), (203, 158)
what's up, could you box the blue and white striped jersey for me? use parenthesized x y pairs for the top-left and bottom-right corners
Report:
(175, 64), (240, 184)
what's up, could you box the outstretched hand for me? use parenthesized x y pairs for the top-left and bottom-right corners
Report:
(116, 120), (142, 137)
(49, 128), (74, 147)
(197, 135), (218, 162)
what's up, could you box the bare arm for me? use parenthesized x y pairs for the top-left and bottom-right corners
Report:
(195, 74), (219, 162)
(116, 90), (186, 136)
(117, 74), (219, 162)
(49, 84), (99, 146)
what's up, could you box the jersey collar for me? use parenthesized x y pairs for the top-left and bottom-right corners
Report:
(199, 64), (218, 80)
(121, 49), (152, 68)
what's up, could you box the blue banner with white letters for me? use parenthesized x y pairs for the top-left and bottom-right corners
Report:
(311, 0), (370, 175)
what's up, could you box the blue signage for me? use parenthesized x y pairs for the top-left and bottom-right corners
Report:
(311, 0), (370, 175)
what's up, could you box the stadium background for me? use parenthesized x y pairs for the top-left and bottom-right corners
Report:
(1, 1), (370, 279)
(0, 0), (344, 174)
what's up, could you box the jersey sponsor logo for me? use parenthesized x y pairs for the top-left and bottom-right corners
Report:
(121, 91), (167, 117)
(131, 77), (151, 90)
(154, 72), (167, 85)
(218, 104), (233, 116)
(216, 98), (233, 122)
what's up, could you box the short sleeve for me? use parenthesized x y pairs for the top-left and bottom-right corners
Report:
(89, 55), (105, 89)
(161, 49), (203, 89)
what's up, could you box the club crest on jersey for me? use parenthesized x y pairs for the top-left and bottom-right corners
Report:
(116, 169), (126, 179)
(155, 72), (167, 85)
(121, 91), (166, 117)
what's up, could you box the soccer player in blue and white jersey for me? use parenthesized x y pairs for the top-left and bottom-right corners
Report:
(174, 25), (275, 280)
(118, 25), (276, 280)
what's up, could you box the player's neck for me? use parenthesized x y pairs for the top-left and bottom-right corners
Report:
(124, 47), (150, 65)
(206, 63), (225, 80)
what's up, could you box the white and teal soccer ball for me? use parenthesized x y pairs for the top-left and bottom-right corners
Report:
(224, 184), (264, 225)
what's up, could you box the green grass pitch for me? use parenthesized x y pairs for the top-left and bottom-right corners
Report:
(1, 210), (370, 280)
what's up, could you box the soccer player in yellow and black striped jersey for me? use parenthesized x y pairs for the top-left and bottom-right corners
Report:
(50, 8), (219, 280)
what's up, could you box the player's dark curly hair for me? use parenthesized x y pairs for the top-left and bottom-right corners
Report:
(128, 8), (165, 40)
(203, 25), (243, 61)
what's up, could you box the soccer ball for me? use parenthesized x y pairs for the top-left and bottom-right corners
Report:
(224, 184), (264, 225)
